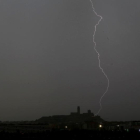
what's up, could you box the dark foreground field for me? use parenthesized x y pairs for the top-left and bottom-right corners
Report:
(0, 129), (140, 139)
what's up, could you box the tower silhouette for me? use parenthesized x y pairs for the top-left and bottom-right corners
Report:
(77, 106), (80, 114)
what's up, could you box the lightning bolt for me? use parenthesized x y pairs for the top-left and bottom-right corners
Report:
(89, 0), (110, 116)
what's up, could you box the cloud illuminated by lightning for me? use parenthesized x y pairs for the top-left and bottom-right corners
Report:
(89, 0), (110, 116)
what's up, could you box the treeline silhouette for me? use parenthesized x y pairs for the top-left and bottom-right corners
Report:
(0, 129), (140, 139)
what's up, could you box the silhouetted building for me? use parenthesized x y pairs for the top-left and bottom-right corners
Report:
(36, 106), (104, 130)
(70, 106), (81, 115)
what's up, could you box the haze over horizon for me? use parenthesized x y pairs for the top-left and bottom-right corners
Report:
(0, 0), (140, 122)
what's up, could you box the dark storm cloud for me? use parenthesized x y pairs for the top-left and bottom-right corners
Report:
(0, 0), (140, 121)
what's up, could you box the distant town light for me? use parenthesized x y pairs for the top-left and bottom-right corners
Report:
(65, 126), (67, 129)
(139, 129), (140, 132)
(99, 125), (102, 128)
(117, 125), (119, 127)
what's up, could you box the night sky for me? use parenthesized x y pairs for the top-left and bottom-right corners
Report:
(0, 0), (140, 121)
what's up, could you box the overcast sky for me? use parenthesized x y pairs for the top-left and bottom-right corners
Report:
(0, 0), (140, 121)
